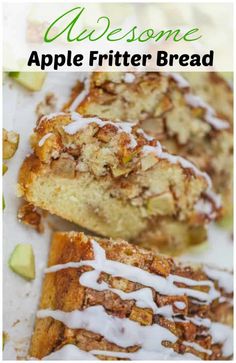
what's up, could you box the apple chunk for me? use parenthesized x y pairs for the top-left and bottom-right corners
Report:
(3, 129), (19, 160)
(147, 192), (175, 216)
(8, 244), (35, 280)
(9, 72), (46, 91)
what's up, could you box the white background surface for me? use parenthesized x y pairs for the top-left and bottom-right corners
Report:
(2, 73), (233, 360)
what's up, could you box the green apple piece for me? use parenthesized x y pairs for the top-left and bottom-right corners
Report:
(147, 192), (175, 216)
(122, 150), (138, 164)
(3, 129), (19, 160)
(2, 195), (5, 210)
(9, 244), (35, 280)
(141, 154), (157, 171)
(9, 72), (46, 91)
(111, 166), (132, 177)
(2, 164), (8, 175)
(2, 332), (8, 350)
(217, 214), (233, 230)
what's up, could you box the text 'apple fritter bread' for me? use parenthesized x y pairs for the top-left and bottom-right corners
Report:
(29, 232), (233, 360)
(18, 112), (220, 254)
(65, 72), (233, 226)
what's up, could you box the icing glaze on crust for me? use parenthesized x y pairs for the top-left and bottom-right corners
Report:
(29, 232), (233, 360)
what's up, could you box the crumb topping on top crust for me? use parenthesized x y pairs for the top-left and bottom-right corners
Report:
(68, 72), (230, 132)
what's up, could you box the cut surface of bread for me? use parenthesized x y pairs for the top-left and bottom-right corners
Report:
(29, 232), (233, 360)
(18, 113), (220, 254)
(65, 72), (233, 225)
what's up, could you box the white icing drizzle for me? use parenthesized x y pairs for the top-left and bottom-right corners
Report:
(38, 132), (53, 147)
(42, 344), (199, 361)
(209, 323), (233, 356)
(219, 297), (233, 306)
(37, 305), (177, 351)
(195, 199), (213, 215)
(137, 128), (154, 141)
(168, 73), (190, 89)
(42, 344), (98, 360)
(174, 301), (186, 310)
(123, 73), (136, 83)
(69, 75), (91, 111)
(194, 199), (216, 219)
(45, 239), (220, 304)
(185, 93), (229, 130)
(63, 112), (138, 149)
(188, 317), (211, 328)
(142, 144), (212, 188)
(203, 266), (233, 294)
(90, 348), (200, 360)
(205, 190), (222, 209)
(40, 112), (66, 123)
(182, 341), (212, 355)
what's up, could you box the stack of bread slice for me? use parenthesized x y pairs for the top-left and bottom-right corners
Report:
(16, 72), (233, 360)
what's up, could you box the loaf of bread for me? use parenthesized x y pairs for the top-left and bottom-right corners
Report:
(29, 232), (233, 360)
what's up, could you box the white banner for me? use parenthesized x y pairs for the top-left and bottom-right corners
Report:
(3, 2), (233, 71)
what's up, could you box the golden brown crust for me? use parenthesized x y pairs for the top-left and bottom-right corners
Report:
(29, 232), (233, 360)
(18, 154), (43, 196)
(17, 202), (44, 233)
